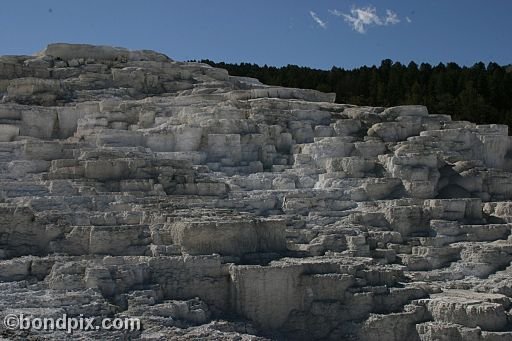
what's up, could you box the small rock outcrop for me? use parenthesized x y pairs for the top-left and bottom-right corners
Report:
(1, 43), (512, 340)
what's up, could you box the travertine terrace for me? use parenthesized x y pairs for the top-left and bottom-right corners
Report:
(1, 43), (512, 340)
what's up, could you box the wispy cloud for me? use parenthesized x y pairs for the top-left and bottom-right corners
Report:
(406, 16), (412, 23)
(330, 6), (400, 34)
(309, 11), (327, 29)
(384, 9), (400, 25)
(328, 9), (343, 17)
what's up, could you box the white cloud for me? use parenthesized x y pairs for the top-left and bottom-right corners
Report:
(330, 6), (401, 33)
(385, 10), (400, 25)
(309, 11), (327, 29)
(328, 9), (343, 17)
(406, 16), (412, 23)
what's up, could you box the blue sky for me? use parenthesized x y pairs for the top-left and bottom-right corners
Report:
(0, 1), (510, 69)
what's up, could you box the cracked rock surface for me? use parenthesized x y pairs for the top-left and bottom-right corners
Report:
(1, 43), (512, 340)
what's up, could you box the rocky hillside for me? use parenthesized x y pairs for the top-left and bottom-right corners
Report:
(1, 43), (512, 340)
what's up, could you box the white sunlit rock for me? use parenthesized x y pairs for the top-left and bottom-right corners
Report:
(0, 43), (511, 340)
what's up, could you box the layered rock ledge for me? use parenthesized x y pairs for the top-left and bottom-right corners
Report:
(1, 43), (512, 340)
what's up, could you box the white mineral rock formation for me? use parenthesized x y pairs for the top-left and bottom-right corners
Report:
(0, 43), (512, 340)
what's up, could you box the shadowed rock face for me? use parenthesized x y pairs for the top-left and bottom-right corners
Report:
(1, 43), (512, 340)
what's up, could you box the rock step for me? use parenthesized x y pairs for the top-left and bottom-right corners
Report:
(416, 290), (511, 332)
